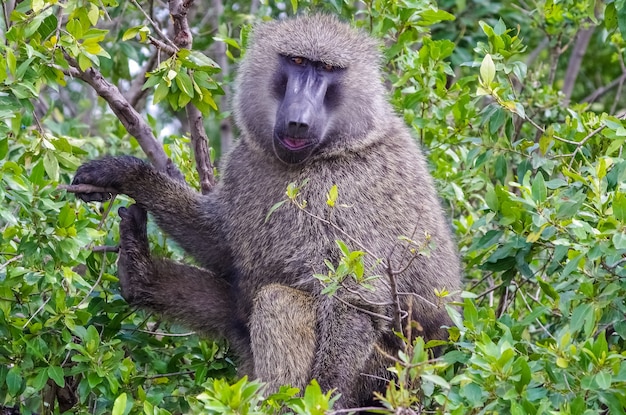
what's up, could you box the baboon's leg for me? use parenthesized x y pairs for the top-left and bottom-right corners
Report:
(117, 205), (253, 373)
(250, 284), (317, 392)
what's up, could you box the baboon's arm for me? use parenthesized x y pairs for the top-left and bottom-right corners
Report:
(117, 205), (250, 363)
(72, 156), (231, 273)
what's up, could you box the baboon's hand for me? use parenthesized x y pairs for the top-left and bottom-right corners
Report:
(117, 205), (151, 305)
(72, 156), (149, 202)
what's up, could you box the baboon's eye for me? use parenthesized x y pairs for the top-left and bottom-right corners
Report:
(291, 56), (306, 66)
(321, 63), (334, 72)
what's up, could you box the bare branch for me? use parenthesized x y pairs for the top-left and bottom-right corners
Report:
(187, 105), (216, 193)
(334, 295), (393, 323)
(92, 245), (120, 253)
(168, 0), (193, 50)
(386, 264), (404, 334)
(148, 35), (177, 55)
(168, 0), (216, 193)
(62, 59), (180, 176)
(209, 0), (234, 153)
(0, 254), (23, 271)
(127, 53), (159, 109)
(582, 73), (626, 104)
(562, 26), (594, 106)
(129, 0), (179, 52)
(58, 183), (118, 194)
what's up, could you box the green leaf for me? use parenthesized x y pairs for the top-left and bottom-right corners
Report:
(614, 192), (626, 222)
(180, 50), (220, 71)
(123, 26), (142, 41)
(67, 18), (84, 38)
(32, 0), (45, 13)
(595, 371), (612, 390)
(531, 172), (547, 203)
(606, 3), (618, 31)
(85, 325), (100, 354)
(48, 366), (65, 388)
(417, 9), (456, 26)
(142, 74), (161, 90)
(485, 185), (499, 212)
(38, 14), (58, 39)
(326, 184), (338, 207)
(153, 81), (170, 104)
(561, 253), (583, 279)
(43, 151), (59, 182)
(78, 53), (92, 71)
(494, 154), (507, 183)
(570, 303), (592, 334)
(0, 137), (8, 160)
(336, 240), (350, 256)
(175, 71), (194, 98)
(612, 232), (626, 250)
(536, 277), (559, 301)
(480, 54), (496, 85)
(58, 204), (75, 228)
(265, 200), (286, 223)
(6, 367), (22, 396)
(31, 369), (49, 392)
(112, 392), (128, 415)
(88, 4), (100, 25)
(6, 49), (16, 77)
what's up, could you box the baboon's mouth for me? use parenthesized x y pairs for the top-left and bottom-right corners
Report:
(279, 136), (314, 151)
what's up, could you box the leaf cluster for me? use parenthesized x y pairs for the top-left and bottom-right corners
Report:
(2, 0), (626, 414)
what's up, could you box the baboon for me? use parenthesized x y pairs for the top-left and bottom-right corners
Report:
(71, 15), (461, 408)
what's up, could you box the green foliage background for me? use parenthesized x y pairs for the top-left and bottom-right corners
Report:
(1, 0), (626, 413)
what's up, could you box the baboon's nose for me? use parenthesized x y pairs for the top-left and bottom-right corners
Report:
(287, 120), (309, 137)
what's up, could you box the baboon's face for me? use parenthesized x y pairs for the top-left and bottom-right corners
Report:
(270, 55), (344, 164)
(234, 16), (386, 163)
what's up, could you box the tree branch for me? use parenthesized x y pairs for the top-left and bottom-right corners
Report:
(209, 0), (234, 153)
(169, 0), (216, 193)
(187, 105), (216, 192)
(562, 26), (594, 106)
(582, 72), (626, 104)
(62, 57), (182, 179)
(129, 0), (179, 52)
(126, 53), (159, 109)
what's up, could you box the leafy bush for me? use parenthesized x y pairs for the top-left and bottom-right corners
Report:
(1, 0), (625, 413)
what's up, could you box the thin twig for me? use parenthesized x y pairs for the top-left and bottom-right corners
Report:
(582, 73), (626, 104)
(334, 295), (393, 323)
(129, 0), (179, 52)
(331, 407), (391, 414)
(514, 280), (556, 341)
(135, 328), (196, 336)
(76, 250), (108, 308)
(292, 200), (381, 261)
(386, 263), (404, 334)
(611, 55), (626, 114)
(396, 292), (439, 309)
(23, 295), (51, 329)
(140, 370), (195, 379)
(0, 254), (23, 271)
(148, 35), (177, 55)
